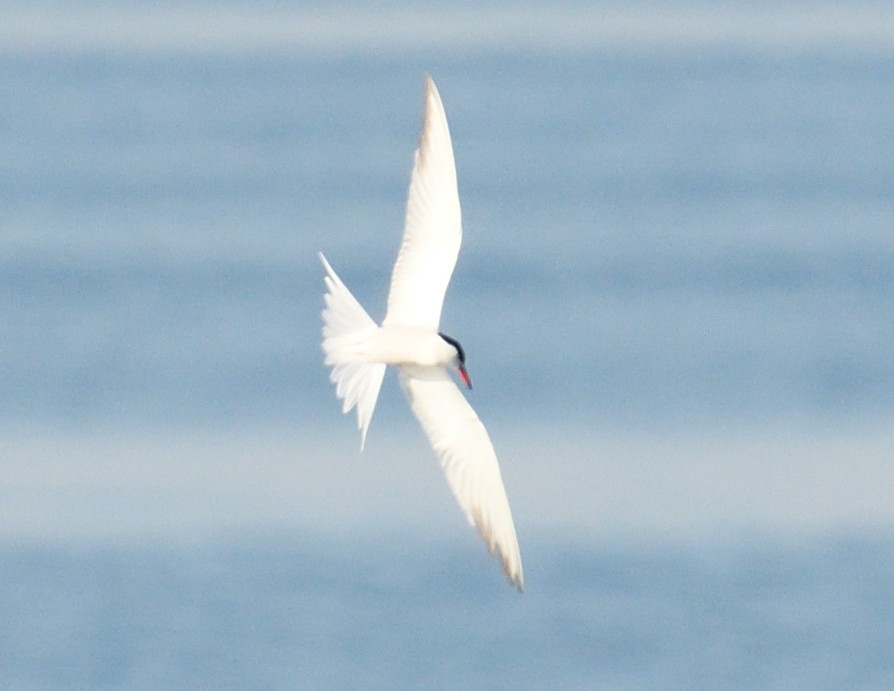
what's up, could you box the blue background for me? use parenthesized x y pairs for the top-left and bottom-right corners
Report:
(3, 2), (894, 687)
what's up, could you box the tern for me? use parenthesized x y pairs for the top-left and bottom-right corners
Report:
(318, 75), (523, 591)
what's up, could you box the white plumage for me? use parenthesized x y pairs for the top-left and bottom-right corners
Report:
(384, 75), (462, 331)
(319, 74), (523, 591)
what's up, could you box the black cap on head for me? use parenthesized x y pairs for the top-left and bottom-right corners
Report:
(438, 333), (465, 363)
(438, 332), (471, 389)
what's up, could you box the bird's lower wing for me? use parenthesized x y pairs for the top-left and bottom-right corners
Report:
(398, 365), (523, 591)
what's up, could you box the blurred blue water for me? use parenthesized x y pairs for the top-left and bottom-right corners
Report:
(1, 535), (893, 690)
(3, 9), (894, 688)
(4, 47), (894, 430)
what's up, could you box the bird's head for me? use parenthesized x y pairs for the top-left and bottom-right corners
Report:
(438, 333), (472, 389)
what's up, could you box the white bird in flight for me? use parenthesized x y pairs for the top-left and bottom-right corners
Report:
(318, 74), (523, 591)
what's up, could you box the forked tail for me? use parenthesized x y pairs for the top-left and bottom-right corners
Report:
(318, 252), (385, 450)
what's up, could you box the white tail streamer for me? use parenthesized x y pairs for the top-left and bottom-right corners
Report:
(319, 252), (385, 450)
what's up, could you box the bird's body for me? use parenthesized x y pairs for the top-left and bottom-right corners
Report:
(325, 317), (457, 368)
(319, 75), (523, 591)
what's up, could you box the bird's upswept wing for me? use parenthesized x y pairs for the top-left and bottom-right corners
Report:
(398, 366), (524, 591)
(383, 75), (462, 330)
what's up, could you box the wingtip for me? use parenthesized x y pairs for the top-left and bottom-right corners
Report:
(506, 563), (525, 593)
(487, 532), (524, 592)
(424, 73), (441, 103)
